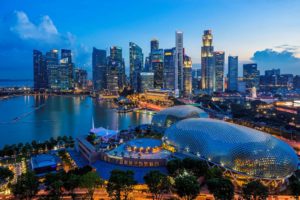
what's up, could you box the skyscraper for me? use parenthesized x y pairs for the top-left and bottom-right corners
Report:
(214, 51), (225, 92)
(183, 55), (192, 97)
(129, 42), (144, 92)
(33, 50), (47, 90)
(151, 49), (164, 89)
(163, 48), (176, 90)
(227, 56), (238, 92)
(46, 49), (60, 89)
(140, 72), (154, 92)
(243, 63), (260, 90)
(175, 31), (184, 94)
(74, 68), (88, 89)
(92, 47), (107, 91)
(201, 30), (214, 94)
(150, 39), (159, 52)
(61, 49), (74, 88)
(110, 46), (125, 89)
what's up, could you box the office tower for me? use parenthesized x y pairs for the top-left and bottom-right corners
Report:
(129, 42), (144, 92)
(61, 49), (74, 88)
(214, 51), (225, 92)
(243, 63), (260, 90)
(144, 56), (151, 72)
(175, 31), (184, 94)
(110, 46), (125, 89)
(57, 58), (71, 90)
(151, 39), (159, 52)
(46, 49), (59, 89)
(151, 49), (164, 89)
(183, 55), (192, 97)
(163, 48), (176, 90)
(92, 47), (107, 91)
(278, 74), (293, 88)
(265, 69), (280, 77)
(107, 58), (119, 92)
(33, 50), (47, 90)
(228, 56), (238, 92)
(294, 75), (300, 89)
(74, 68), (87, 89)
(201, 30), (215, 93)
(140, 72), (154, 92)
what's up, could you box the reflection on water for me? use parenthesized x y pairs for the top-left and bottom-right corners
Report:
(0, 95), (152, 147)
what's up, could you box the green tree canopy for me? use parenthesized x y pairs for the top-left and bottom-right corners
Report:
(0, 167), (14, 182)
(107, 170), (137, 200)
(242, 181), (269, 200)
(207, 178), (234, 200)
(79, 171), (103, 200)
(144, 170), (172, 200)
(174, 172), (200, 200)
(11, 171), (39, 200)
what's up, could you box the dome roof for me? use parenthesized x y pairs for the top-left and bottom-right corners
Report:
(164, 118), (298, 179)
(151, 105), (207, 133)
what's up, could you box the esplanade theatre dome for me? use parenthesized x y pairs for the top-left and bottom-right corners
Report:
(163, 118), (298, 180)
(151, 105), (208, 133)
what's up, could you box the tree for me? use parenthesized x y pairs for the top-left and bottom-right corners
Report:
(107, 170), (137, 200)
(44, 173), (64, 200)
(79, 171), (103, 200)
(182, 158), (208, 177)
(174, 172), (200, 200)
(205, 167), (223, 180)
(290, 180), (300, 199)
(166, 159), (182, 175)
(11, 172), (39, 200)
(0, 167), (14, 182)
(144, 170), (172, 200)
(63, 173), (80, 200)
(242, 181), (269, 200)
(207, 178), (234, 200)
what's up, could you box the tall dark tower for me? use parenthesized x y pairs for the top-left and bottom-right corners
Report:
(92, 47), (107, 91)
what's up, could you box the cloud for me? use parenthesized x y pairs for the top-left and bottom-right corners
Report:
(251, 48), (300, 74)
(0, 11), (91, 79)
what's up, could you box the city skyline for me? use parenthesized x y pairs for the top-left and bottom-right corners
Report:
(1, 0), (300, 79)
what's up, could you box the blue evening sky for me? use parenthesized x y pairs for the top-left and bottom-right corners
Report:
(0, 0), (300, 79)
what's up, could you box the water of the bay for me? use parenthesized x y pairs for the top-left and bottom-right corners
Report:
(0, 95), (152, 147)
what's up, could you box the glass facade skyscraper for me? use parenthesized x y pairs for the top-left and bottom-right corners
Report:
(151, 49), (164, 89)
(110, 46), (125, 89)
(129, 42), (144, 92)
(201, 30), (215, 94)
(243, 63), (260, 90)
(33, 50), (47, 90)
(92, 47), (107, 91)
(228, 56), (238, 91)
(214, 51), (225, 92)
(175, 31), (183, 94)
(183, 55), (192, 97)
(163, 48), (176, 90)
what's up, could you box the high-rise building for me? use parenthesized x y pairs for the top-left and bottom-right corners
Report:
(243, 63), (260, 90)
(74, 68), (87, 89)
(140, 72), (154, 92)
(61, 49), (74, 88)
(294, 75), (300, 89)
(46, 49), (59, 66)
(175, 31), (184, 94)
(46, 49), (60, 89)
(214, 51), (225, 92)
(92, 47), (107, 91)
(129, 42), (144, 92)
(58, 58), (71, 89)
(107, 58), (119, 93)
(33, 50), (47, 90)
(201, 30), (214, 94)
(183, 55), (192, 97)
(151, 49), (164, 89)
(151, 39), (159, 52)
(228, 56), (238, 92)
(144, 56), (151, 72)
(110, 46), (125, 89)
(164, 48), (176, 90)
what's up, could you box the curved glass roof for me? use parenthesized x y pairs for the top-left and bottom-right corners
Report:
(151, 105), (207, 133)
(164, 118), (298, 179)
(156, 105), (206, 118)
